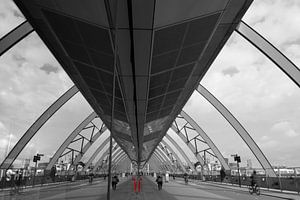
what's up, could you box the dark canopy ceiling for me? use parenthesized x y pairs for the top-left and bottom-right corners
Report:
(14, 0), (252, 164)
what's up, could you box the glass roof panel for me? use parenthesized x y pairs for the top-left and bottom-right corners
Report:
(0, 0), (25, 38)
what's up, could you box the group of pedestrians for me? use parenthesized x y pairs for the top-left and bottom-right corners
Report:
(89, 171), (119, 190)
(6, 169), (24, 195)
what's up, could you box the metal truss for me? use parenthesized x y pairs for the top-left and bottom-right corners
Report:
(148, 157), (161, 172)
(46, 112), (100, 170)
(196, 84), (276, 177)
(159, 141), (186, 173)
(72, 123), (108, 165)
(112, 153), (128, 170)
(0, 21), (33, 56)
(156, 147), (175, 172)
(236, 21), (300, 87)
(174, 111), (230, 171)
(0, 85), (79, 169)
(112, 148), (124, 164)
(113, 156), (130, 172)
(158, 142), (181, 172)
(152, 151), (167, 171)
(82, 137), (110, 171)
(152, 152), (168, 171)
(164, 134), (196, 171)
(94, 146), (123, 172)
(93, 143), (118, 172)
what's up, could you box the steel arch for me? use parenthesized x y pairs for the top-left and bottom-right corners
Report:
(196, 84), (276, 177)
(236, 21), (300, 87)
(159, 141), (186, 173)
(47, 112), (97, 170)
(149, 156), (162, 171)
(152, 152), (167, 171)
(179, 111), (231, 171)
(72, 125), (108, 166)
(1, 85), (79, 169)
(153, 151), (169, 171)
(164, 134), (196, 172)
(156, 147), (175, 172)
(113, 153), (127, 168)
(93, 143), (118, 171)
(112, 154), (128, 171)
(170, 124), (206, 168)
(82, 137), (110, 171)
(0, 21), (33, 56)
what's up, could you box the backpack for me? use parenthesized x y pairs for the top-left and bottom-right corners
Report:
(112, 176), (118, 182)
(157, 176), (162, 182)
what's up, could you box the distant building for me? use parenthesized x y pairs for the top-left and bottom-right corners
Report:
(24, 159), (30, 169)
(38, 162), (49, 169)
(229, 162), (237, 169)
(246, 159), (252, 169)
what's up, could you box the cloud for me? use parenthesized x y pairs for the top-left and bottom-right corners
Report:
(258, 140), (278, 149)
(221, 66), (239, 77)
(271, 121), (299, 137)
(12, 9), (24, 18)
(0, 0), (24, 37)
(40, 63), (59, 74)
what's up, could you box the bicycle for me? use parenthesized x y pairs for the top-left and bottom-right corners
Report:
(249, 184), (260, 195)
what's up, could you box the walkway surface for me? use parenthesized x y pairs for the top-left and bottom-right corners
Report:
(0, 176), (299, 200)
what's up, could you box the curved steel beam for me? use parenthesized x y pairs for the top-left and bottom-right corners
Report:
(154, 150), (173, 172)
(112, 148), (123, 162)
(153, 151), (166, 171)
(82, 137), (110, 171)
(149, 157), (161, 171)
(196, 84), (276, 177)
(160, 141), (186, 173)
(114, 156), (130, 172)
(47, 112), (97, 170)
(152, 152), (167, 171)
(1, 85), (79, 169)
(149, 157), (162, 172)
(113, 154), (128, 171)
(156, 147), (175, 172)
(170, 124), (206, 167)
(156, 146), (172, 163)
(236, 21), (300, 87)
(180, 111), (231, 171)
(164, 134), (196, 171)
(92, 143), (118, 171)
(113, 153), (127, 167)
(73, 125), (108, 166)
(0, 21), (33, 56)
(92, 145), (122, 171)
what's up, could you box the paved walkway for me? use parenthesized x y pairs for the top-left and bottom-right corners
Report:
(0, 176), (299, 200)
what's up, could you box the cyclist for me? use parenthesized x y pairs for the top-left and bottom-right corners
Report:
(249, 170), (259, 194)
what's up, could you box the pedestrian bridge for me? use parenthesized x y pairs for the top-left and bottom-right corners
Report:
(0, 0), (300, 199)
(0, 175), (299, 200)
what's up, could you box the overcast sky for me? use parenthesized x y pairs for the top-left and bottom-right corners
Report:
(0, 0), (299, 169)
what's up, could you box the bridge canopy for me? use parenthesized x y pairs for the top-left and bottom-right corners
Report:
(13, 0), (253, 164)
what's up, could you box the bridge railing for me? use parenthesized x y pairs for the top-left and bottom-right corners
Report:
(174, 168), (300, 194)
(0, 170), (106, 190)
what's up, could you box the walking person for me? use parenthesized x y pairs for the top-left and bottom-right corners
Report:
(156, 174), (163, 190)
(112, 174), (119, 190)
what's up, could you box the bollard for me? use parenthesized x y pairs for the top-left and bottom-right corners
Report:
(132, 177), (137, 192)
(138, 177), (142, 192)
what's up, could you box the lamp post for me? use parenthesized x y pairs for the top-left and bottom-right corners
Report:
(231, 154), (241, 187)
(33, 153), (43, 186)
